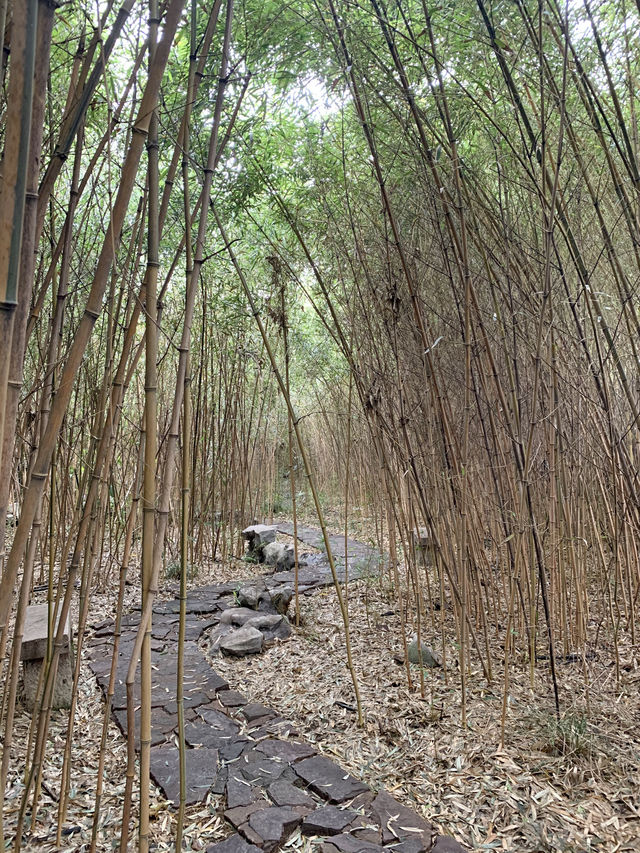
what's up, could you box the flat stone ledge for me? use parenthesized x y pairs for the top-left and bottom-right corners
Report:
(21, 603), (71, 661)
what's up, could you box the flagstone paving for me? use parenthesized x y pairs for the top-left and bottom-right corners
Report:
(87, 524), (465, 853)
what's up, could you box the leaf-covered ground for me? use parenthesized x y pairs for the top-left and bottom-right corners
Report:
(7, 531), (640, 851)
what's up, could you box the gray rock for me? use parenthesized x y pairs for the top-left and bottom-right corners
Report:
(208, 624), (235, 652)
(220, 607), (260, 626)
(242, 524), (278, 547)
(264, 541), (285, 565)
(270, 585), (293, 615)
(264, 542), (296, 572)
(407, 640), (441, 668)
(219, 627), (264, 657)
(237, 583), (269, 611)
(242, 525), (277, 562)
(23, 652), (74, 711)
(245, 614), (292, 643)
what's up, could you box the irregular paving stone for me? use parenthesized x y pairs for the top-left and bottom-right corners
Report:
(256, 738), (316, 763)
(430, 837), (466, 853)
(195, 707), (241, 736)
(225, 801), (270, 831)
(268, 780), (316, 809)
(250, 719), (299, 740)
(184, 721), (239, 750)
(389, 840), (428, 853)
(239, 754), (288, 786)
(242, 702), (274, 722)
(320, 833), (384, 853)
(184, 598), (221, 615)
(226, 776), (259, 808)
(206, 834), (262, 853)
(369, 791), (431, 845)
(350, 826), (382, 845)
(220, 627), (264, 657)
(220, 738), (253, 762)
(218, 689), (248, 707)
(149, 746), (219, 806)
(162, 688), (211, 714)
(247, 806), (303, 852)
(349, 792), (375, 812)
(212, 765), (229, 795)
(112, 708), (173, 748)
(294, 756), (369, 804)
(302, 805), (356, 836)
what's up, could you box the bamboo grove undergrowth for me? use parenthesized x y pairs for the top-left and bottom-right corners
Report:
(0, 0), (639, 847)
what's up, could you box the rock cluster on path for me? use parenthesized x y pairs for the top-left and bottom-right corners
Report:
(87, 523), (465, 853)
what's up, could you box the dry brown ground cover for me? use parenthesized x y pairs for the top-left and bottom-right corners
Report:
(6, 530), (640, 852)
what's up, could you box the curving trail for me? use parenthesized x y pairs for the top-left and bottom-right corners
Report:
(87, 524), (464, 853)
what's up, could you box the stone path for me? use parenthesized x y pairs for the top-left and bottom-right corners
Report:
(87, 524), (464, 853)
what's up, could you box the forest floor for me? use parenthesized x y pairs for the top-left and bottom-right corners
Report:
(6, 521), (640, 852)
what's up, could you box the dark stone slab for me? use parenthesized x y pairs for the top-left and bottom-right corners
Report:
(220, 738), (253, 762)
(206, 834), (262, 853)
(430, 837), (466, 852)
(212, 765), (229, 795)
(242, 703), (274, 723)
(111, 681), (167, 711)
(349, 792), (375, 812)
(113, 708), (174, 748)
(185, 598), (222, 615)
(162, 689), (211, 715)
(219, 689), (248, 707)
(302, 805), (356, 836)
(184, 721), (240, 750)
(268, 780), (316, 809)
(246, 715), (277, 731)
(191, 708), (240, 737)
(351, 826), (382, 845)
(250, 719), (299, 740)
(239, 753), (288, 786)
(149, 746), (219, 805)
(256, 738), (316, 764)
(320, 833), (384, 853)
(227, 776), (259, 809)
(225, 801), (270, 831)
(294, 756), (369, 804)
(369, 791), (431, 845)
(247, 806), (303, 853)
(389, 840), (428, 853)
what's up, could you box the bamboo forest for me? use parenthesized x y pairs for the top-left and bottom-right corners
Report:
(0, 0), (639, 850)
